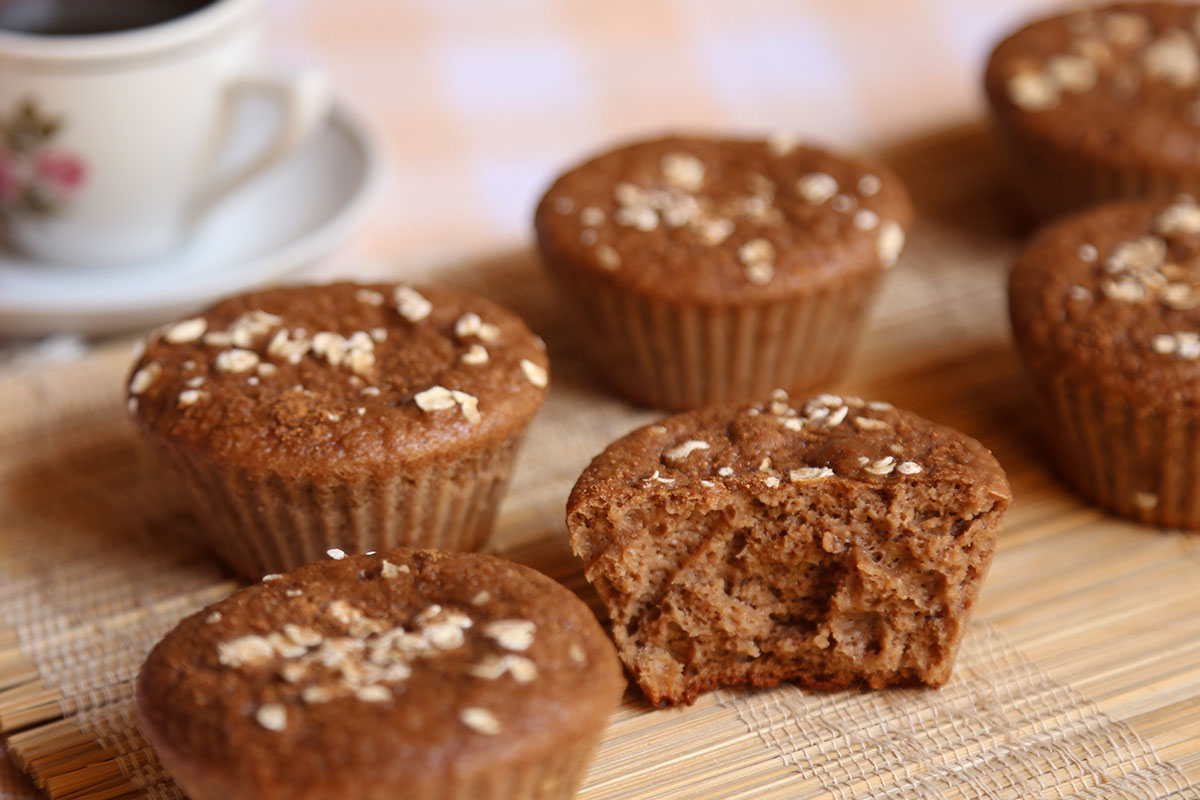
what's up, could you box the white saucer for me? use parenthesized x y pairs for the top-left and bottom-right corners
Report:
(0, 95), (384, 337)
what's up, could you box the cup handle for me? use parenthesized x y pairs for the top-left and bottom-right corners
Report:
(190, 66), (332, 223)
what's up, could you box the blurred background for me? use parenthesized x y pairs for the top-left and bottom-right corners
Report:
(0, 0), (1067, 360)
(264, 0), (1062, 272)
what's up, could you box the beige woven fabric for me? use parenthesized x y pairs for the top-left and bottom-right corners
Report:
(718, 625), (1188, 800)
(2, 126), (1199, 799)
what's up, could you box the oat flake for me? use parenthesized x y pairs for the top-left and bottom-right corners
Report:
(484, 619), (536, 651)
(395, 286), (432, 322)
(164, 317), (207, 344)
(790, 467), (834, 481)
(521, 359), (549, 388)
(797, 172), (838, 204)
(216, 349), (259, 373)
(355, 288), (385, 306)
(177, 389), (204, 408)
(462, 344), (489, 365)
(878, 221), (905, 268)
(255, 703), (287, 731)
(460, 707), (502, 735)
(129, 363), (161, 395)
(665, 440), (709, 461)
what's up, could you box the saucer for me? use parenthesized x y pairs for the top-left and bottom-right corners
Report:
(0, 95), (384, 337)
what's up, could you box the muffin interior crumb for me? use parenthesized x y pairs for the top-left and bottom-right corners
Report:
(568, 394), (1009, 706)
(573, 476), (1002, 706)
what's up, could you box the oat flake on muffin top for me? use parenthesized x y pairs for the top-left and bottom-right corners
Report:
(987, 3), (1200, 164)
(1010, 195), (1200, 405)
(126, 283), (550, 469)
(136, 548), (624, 800)
(535, 136), (912, 303)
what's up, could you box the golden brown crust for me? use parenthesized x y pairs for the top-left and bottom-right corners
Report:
(1009, 197), (1200, 408)
(985, 2), (1200, 215)
(986, 2), (1200, 170)
(567, 392), (1009, 706)
(567, 395), (1010, 516)
(535, 135), (913, 305)
(136, 548), (624, 800)
(127, 282), (549, 473)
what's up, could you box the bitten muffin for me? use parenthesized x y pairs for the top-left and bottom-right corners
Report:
(136, 548), (624, 800)
(566, 392), (1010, 706)
(126, 283), (550, 579)
(1010, 195), (1200, 527)
(986, 2), (1200, 217)
(535, 135), (913, 410)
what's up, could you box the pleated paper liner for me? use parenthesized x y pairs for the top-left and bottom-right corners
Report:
(551, 269), (880, 411)
(154, 432), (525, 580)
(1032, 370), (1200, 529)
(2, 123), (1200, 800)
(993, 122), (1200, 220)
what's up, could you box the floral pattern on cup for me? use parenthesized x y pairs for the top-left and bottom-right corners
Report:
(1, 98), (86, 216)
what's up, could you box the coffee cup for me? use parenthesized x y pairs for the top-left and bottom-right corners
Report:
(0, 0), (330, 266)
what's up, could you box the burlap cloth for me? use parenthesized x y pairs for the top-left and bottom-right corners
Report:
(2, 126), (1199, 799)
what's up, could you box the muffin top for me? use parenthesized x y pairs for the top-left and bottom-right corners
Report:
(535, 135), (913, 303)
(567, 390), (1010, 535)
(136, 548), (624, 793)
(126, 283), (549, 471)
(986, 2), (1200, 167)
(1010, 196), (1200, 406)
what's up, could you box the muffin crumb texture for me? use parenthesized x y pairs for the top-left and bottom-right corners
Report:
(567, 392), (1010, 706)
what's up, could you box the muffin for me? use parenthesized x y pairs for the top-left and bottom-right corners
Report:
(1010, 195), (1200, 527)
(986, 2), (1200, 218)
(566, 391), (1010, 706)
(136, 547), (624, 800)
(126, 283), (550, 579)
(534, 135), (913, 410)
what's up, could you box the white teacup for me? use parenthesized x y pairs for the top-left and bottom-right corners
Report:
(0, 0), (330, 266)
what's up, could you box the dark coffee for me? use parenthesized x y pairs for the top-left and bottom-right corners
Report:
(0, 0), (215, 35)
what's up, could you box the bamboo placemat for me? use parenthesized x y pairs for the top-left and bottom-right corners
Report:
(3, 124), (1200, 799)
